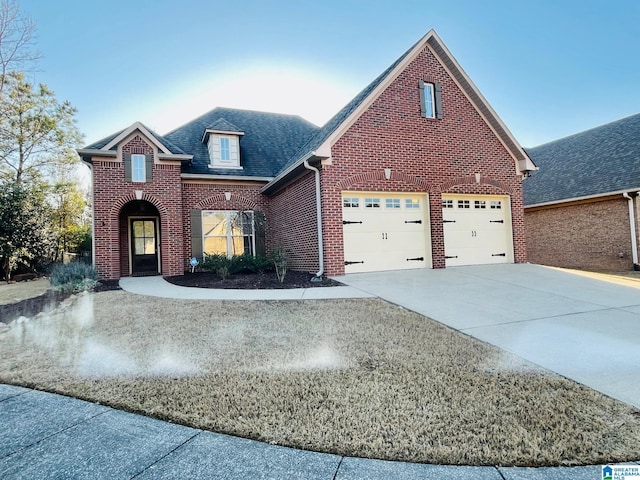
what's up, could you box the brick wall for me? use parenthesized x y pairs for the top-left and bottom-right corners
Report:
(92, 134), (184, 280)
(313, 44), (526, 275)
(525, 197), (639, 271)
(267, 173), (319, 273)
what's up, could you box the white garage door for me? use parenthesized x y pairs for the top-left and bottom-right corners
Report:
(342, 193), (430, 274)
(442, 194), (513, 267)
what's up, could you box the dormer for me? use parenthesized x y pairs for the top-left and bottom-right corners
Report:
(201, 119), (245, 169)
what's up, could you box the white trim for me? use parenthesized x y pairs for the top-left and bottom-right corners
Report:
(524, 188), (640, 209)
(623, 193), (639, 265)
(208, 165), (244, 171)
(201, 128), (245, 143)
(181, 173), (273, 182)
(103, 122), (172, 153)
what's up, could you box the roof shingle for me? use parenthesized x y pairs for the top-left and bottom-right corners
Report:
(524, 113), (640, 205)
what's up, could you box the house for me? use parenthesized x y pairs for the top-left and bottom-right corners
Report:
(77, 30), (536, 281)
(524, 113), (640, 271)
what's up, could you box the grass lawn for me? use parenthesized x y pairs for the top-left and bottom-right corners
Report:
(1, 290), (639, 466)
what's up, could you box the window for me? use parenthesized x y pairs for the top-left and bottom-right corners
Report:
(385, 198), (401, 209)
(220, 137), (230, 161)
(202, 211), (255, 258)
(343, 197), (360, 208)
(419, 80), (442, 119)
(132, 220), (155, 255)
(406, 198), (420, 209)
(458, 200), (470, 209)
(490, 200), (502, 209)
(131, 154), (146, 182)
(208, 135), (240, 168)
(474, 200), (486, 209)
(365, 198), (381, 208)
(442, 199), (453, 209)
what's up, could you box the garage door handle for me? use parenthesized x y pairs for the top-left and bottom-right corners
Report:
(404, 220), (422, 224)
(492, 253), (506, 257)
(406, 257), (424, 262)
(445, 255), (458, 259)
(443, 220), (456, 223)
(490, 220), (504, 223)
(345, 260), (365, 266)
(343, 220), (363, 225)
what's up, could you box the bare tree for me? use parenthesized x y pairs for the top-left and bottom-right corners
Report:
(0, 0), (39, 93)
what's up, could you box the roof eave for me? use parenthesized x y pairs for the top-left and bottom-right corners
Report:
(76, 148), (117, 164)
(525, 188), (640, 208)
(261, 151), (325, 195)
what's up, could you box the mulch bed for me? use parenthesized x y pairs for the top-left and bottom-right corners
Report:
(165, 270), (343, 289)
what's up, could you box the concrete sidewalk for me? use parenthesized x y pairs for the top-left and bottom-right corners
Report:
(0, 384), (605, 479)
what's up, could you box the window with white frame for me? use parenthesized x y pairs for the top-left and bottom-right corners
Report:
(208, 135), (241, 168)
(406, 198), (420, 209)
(474, 200), (486, 209)
(490, 200), (502, 209)
(131, 154), (146, 182)
(385, 198), (401, 209)
(419, 80), (442, 119)
(458, 200), (470, 209)
(202, 211), (255, 257)
(343, 197), (360, 208)
(365, 198), (381, 208)
(442, 199), (453, 209)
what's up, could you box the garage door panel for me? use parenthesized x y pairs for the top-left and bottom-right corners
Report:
(442, 194), (513, 267)
(342, 193), (430, 274)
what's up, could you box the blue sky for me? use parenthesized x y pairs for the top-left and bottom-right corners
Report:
(18, 0), (640, 148)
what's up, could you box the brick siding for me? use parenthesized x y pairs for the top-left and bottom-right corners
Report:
(308, 44), (526, 275)
(92, 135), (184, 280)
(525, 197), (640, 271)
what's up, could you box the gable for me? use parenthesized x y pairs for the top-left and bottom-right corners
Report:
(263, 30), (535, 195)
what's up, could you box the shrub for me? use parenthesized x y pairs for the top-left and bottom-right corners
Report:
(50, 262), (98, 292)
(203, 253), (274, 278)
(270, 246), (288, 283)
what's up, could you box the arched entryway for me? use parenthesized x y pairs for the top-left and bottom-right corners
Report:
(119, 200), (161, 276)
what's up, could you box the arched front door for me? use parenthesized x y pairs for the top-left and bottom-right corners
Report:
(119, 200), (161, 276)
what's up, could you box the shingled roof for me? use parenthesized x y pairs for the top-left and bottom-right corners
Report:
(524, 113), (640, 206)
(163, 107), (318, 177)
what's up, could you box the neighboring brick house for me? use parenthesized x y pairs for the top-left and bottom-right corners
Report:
(78, 30), (536, 281)
(524, 113), (640, 271)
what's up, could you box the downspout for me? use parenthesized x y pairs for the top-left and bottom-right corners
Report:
(304, 159), (324, 280)
(622, 192), (639, 269)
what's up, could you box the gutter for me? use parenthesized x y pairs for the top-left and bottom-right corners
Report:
(303, 159), (324, 280)
(622, 192), (639, 269)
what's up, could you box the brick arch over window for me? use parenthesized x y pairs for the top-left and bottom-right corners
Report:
(194, 193), (257, 211)
(335, 169), (433, 192)
(439, 175), (514, 195)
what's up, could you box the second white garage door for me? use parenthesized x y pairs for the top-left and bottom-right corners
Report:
(442, 194), (513, 267)
(342, 192), (431, 274)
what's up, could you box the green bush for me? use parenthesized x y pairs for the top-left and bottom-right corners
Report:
(202, 253), (274, 278)
(50, 262), (98, 292)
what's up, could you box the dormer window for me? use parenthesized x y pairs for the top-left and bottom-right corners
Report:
(202, 120), (245, 170)
(208, 134), (240, 168)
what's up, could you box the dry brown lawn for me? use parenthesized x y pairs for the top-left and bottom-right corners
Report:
(0, 278), (50, 305)
(1, 290), (639, 466)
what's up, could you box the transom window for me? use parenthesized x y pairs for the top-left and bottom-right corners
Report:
(343, 197), (360, 208)
(365, 198), (381, 208)
(202, 210), (255, 258)
(490, 200), (502, 209)
(131, 154), (146, 182)
(474, 200), (486, 209)
(406, 198), (420, 209)
(442, 199), (453, 209)
(385, 198), (401, 209)
(458, 200), (470, 209)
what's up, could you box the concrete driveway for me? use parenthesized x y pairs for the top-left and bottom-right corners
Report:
(335, 263), (640, 408)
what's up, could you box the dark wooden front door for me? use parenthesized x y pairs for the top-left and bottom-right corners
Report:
(131, 218), (159, 275)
